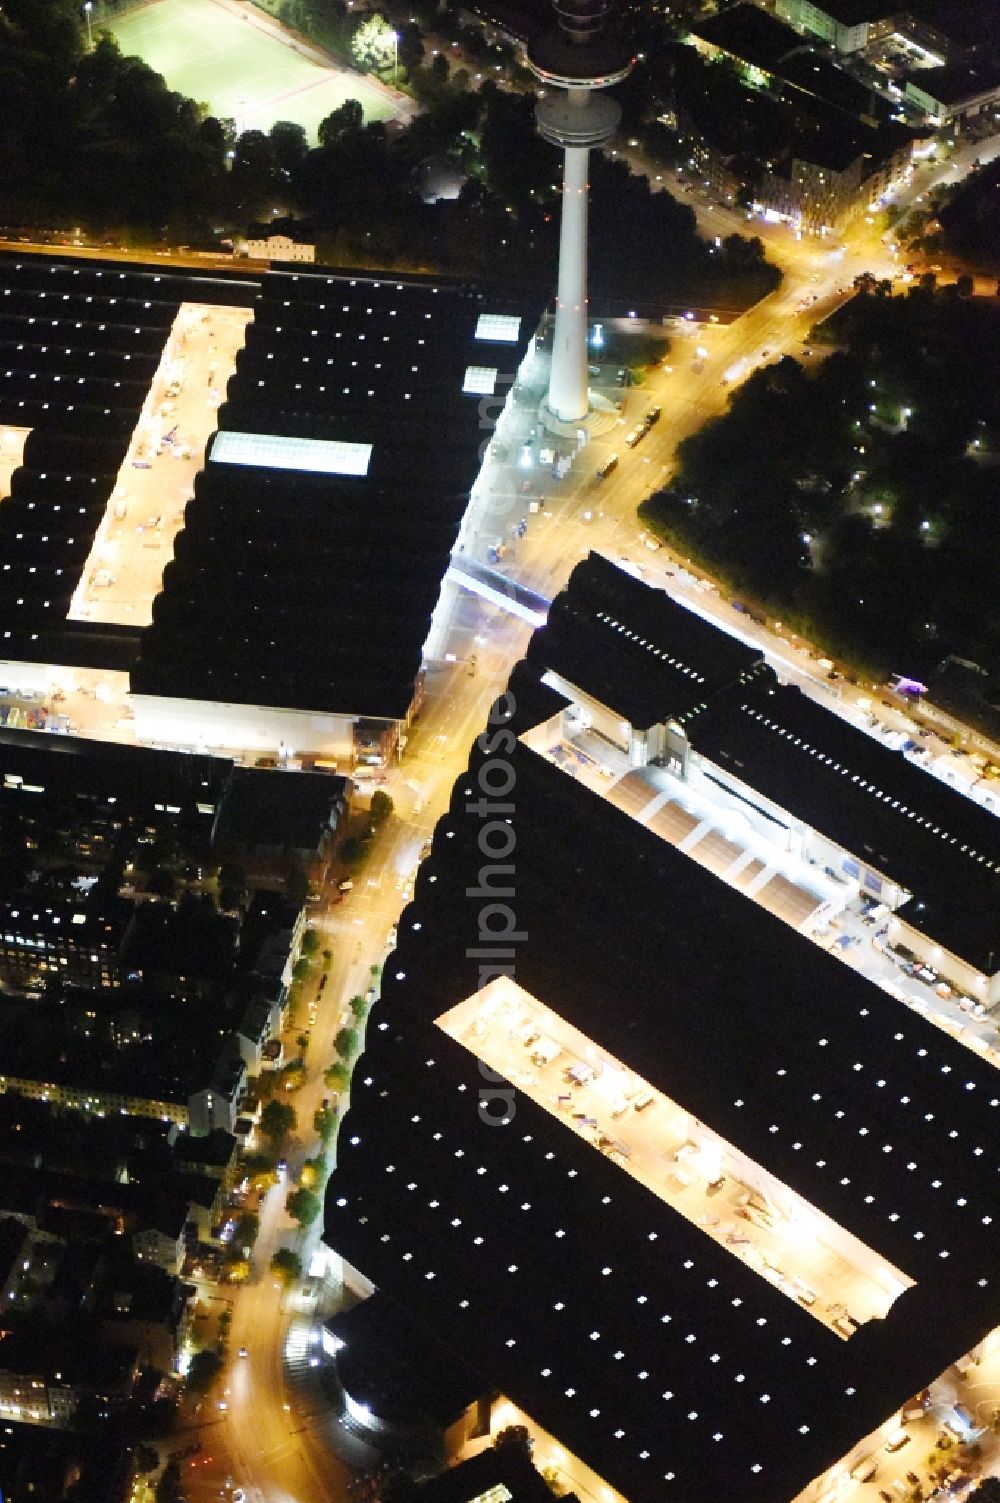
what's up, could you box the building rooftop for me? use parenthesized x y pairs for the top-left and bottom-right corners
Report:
(688, 677), (1000, 970)
(526, 553), (763, 729)
(214, 764), (351, 853)
(411, 1446), (575, 1503)
(691, 5), (809, 76)
(324, 572), (1000, 1503)
(326, 1290), (483, 1429)
(131, 268), (544, 721)
(0, 252), (255, 671)
(906, 60), (1000, 104)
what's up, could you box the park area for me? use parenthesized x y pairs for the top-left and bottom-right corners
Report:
(105, 0), (403, 140)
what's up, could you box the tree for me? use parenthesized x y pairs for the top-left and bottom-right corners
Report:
(134, 1442), (159, 1473)
(218, 859), (247, 912)
(369, 789), (394, 825)
(146, 867), (175, 898)
(286, 1186), (322, 1226)
(335, 1026), (359, 1058)
(397, 21), (424, 72)
(301, 1152), (328, 1188)
(301, 926), (320, 955)
(339, 835), (367, 865)
(292, 956), (311, 983)
(324, 1061), (350, 1090)
(269, 118), (308, 175)
(155, 1460), (183, 1503)
(232, 1211), (259, 1253)
(318, 97), (364, 146)
(494, 1424), (533, 1460)
(349, 993), (368, 1019)
(280, 1059), (307, 1092)
(270, 1247), (303, 1287)
(260, 1099), (297, 1144)
(956, 273), (974, 298)
(971, 1484), (1000, 1503)
(186, 1349), (222, 1391)
(314, 1105), (338, 1142)
(919, 271), (937, 293)
(352, 13), (395, 73)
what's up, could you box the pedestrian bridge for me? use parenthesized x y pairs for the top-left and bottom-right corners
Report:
(447, 555), (550, 626)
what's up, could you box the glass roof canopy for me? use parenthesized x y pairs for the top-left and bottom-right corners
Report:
(475, 313), (522, 344)
(211, 430), (372, 477)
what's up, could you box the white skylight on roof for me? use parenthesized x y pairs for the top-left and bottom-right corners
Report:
(211, 430), (372, 477)
(475, 312), (521, 344)
(463, 365), (498, 396)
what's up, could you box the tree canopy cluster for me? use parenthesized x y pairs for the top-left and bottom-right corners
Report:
(0, 0), (779, 308)
(640, 284), (1000, 678)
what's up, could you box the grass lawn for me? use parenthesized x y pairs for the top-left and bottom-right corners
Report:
(105, 0), (399, 141)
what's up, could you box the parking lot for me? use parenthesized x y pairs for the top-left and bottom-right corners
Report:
(68, 302), (251, 627)
(440, 979), (910, 1336)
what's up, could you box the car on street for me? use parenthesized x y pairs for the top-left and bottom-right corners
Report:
(625, 425), (645, 448)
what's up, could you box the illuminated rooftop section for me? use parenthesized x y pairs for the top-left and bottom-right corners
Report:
(210, 430), (372, 477)
(474, 313), (522, 345)
(462, 366), (499, 396)
(437, 977), (913, 1335)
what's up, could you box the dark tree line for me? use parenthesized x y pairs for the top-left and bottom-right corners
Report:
(0, 0), (779, 306)
(641, 284), (1000, 679)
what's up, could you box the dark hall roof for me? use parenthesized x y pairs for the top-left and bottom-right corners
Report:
(690, 5), (807, 74)
(526, 553), (764, 728)
(325, 648), (1000, 1503)
(688, 677), (1000, 970)
(131, 268), (544, 720)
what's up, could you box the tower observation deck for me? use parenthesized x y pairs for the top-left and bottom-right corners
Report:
(528, 0), (633, 428)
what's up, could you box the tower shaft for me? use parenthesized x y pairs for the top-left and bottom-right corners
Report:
(550, 140), (590, 424)
(528, 0), (632, 431)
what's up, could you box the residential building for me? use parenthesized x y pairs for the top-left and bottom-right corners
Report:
(775, 0), (897, 53)
(0, 1328), (138, 1426)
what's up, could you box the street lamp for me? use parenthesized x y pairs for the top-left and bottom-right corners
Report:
(83, 1), (93, 49)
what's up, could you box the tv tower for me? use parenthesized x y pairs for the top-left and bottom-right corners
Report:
(528, 1), (633, 429)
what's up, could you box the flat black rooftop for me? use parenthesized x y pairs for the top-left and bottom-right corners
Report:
(326, 1290), (482, 1429)
(132, 268), (544, 721)
(0, 724), (229, 811)
(325, 645), (1000, 1502)
(526, 553), (764, 728)
(689, 676), (1000, 971)
(805, 0), (896, 25)
(413, 1448), (572, 1503)
(212, 763), (350, 851)
(907, 60), (1000, 102)
(0, 253), (256, 669)
(690, 5), (808, 74)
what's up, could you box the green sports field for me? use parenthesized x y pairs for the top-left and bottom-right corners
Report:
(106, 0), (401, 141)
